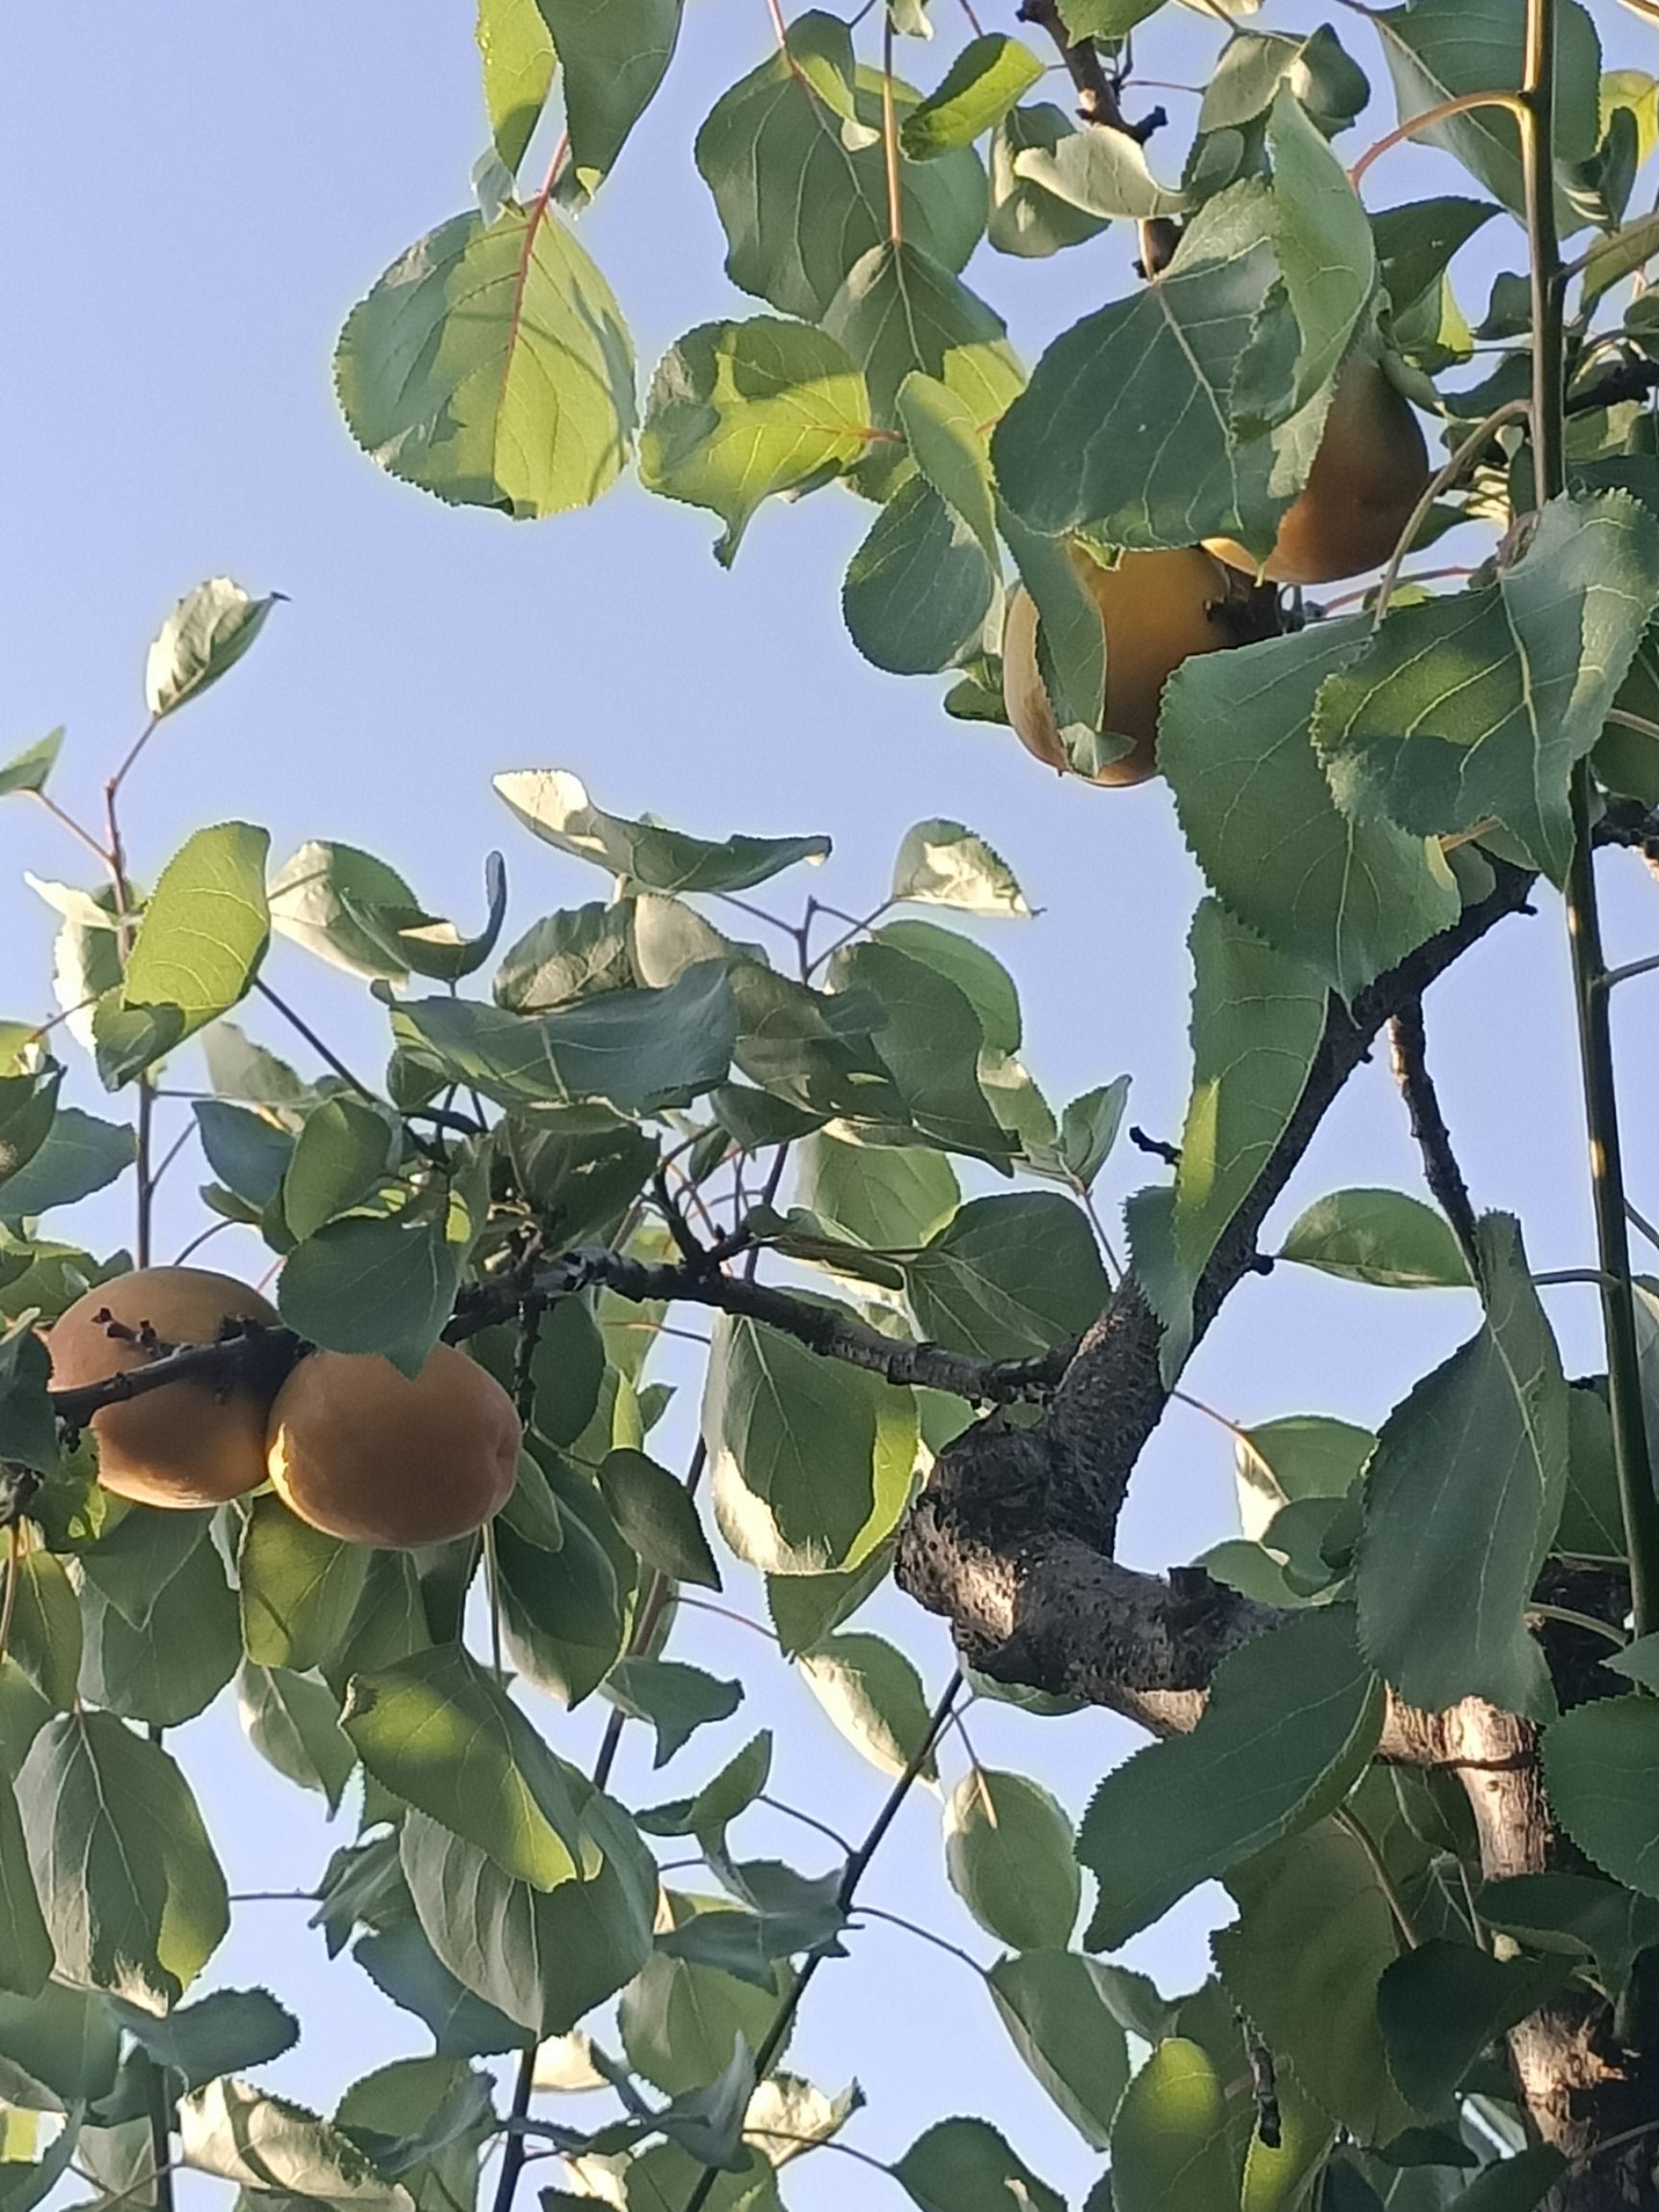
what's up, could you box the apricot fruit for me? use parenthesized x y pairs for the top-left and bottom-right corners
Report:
(50, 1266), (282, 1509)
(1204, 353), (1430, 588)
(1001, 543), (1233, 786)
(266, 1341), (520, 1549)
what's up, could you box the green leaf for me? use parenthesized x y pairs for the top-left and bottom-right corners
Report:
(830, 940), (1014, 1158)
(1280, 1189), (1473, 1288)
(795, 1132), (958, 1252)
(905, 1191), (1108, 1359)
(901, 36), (1045, 158)
(18, 1711), (228, 2012)
(988, 105), (1111, 259)
(1582, 206), (1659, 308)
(400, 1786), (655, 2034)
(1374, 198), (1499, 325)
(494, 902), (633, 1013)
(535, 0), (681, 198)
(1010, 123), (1188, 222)
(1542, 1694), (1659, 1896)
(695, 19), (986, 320)
(116, 1986), (299, 2091)
(1372, 0), (1602, 229)
(496, 1500), (628, 1709)
(343, 852), (509, 985)
(843, 478), (996, 678)
(767, 1543), (893, 1658)
(203, 1020), (307, 1107)
(282, 1096), (397, 1241)
(1267, 88), (1376, 411)
(620, 1941), (781, 2096)
(596, 1448), (720, 1589)
(495, 770), (829, 892)
(798, 1633), (938, 1781)
(238, 1662), (356, 1810)
(1169, 900), (1325, 1359)
(0, 1777), (51, 2000)
(1198, 24), (1369, 135)
(704, 1312), (916, 1576)
(890, 821), (1029, 916)
(0, 1109), (134, 1221)
(335, 204), (635, 518)
(97, 824), (270, 1087)
(985, 1951), (1130, 2150)
(637, 1731), (773, 1844)
(277, 1196), (470, 1378)
(602, 1658), (742, 1767)
(895, 373), (1000, 569)
(268, 841), (419, 982)
(1059, 1079), (1130, 1190)
(77, 1520), (240, 1727)
(343, 1645), (590, 1888)
(180, 2079), (413, 2208)
(1480, 1869), (1659, 1997)
(144, 580), (282, 721)
(1163, 622), (1461, 1001)
(823, 242), (1021, 451)
(1606, 1631), (1659, 1689)
(1560, 1382), (1629, 1560)
(640, 320), (870, 565)
(1234, 1414), (1374, 1539)
(891, 2117), (1064, 2212)
(944, 1770), (1078, 1950)
(476, 0), (555, 172)
(1214, 1822), (1410, 2143)
(994, 182), (1293, 548)
(2, 1547), (80, 1709)
(0, 1069), (60, 1192)
(1316, 493), (1659, 885)
(1377, 1939), (1568, 2113)
(0, 731), (63, 802)
(1079, 1607), (1384, 1949)
(1356, 1214), (1568, 1719)
(1109, 2039), (1237, 2212)
(239, 1493), (373, 1671)
(1454, 2149), (1568, 2212)
(0, 1976), (121, 2110)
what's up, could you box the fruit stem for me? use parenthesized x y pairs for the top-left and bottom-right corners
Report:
(1522, 0), (1659, 1637)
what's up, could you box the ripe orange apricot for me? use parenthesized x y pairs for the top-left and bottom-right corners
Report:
(1204, 353), (1430, 588)
(266, 1341), (521, 1549)
(50, 1266), (282, 1509)
(1001, 544), (1233, 786)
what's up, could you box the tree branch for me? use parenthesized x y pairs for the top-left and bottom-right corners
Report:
(1389, 997), (1480, 1268)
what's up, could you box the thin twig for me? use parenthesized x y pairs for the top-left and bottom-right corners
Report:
(1388, 999), (1479, 1270)
(1371, 400), (1533, 626)
(1348, 91), (1528, 189)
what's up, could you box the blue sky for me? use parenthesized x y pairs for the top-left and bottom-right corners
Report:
(4, 2), (1659, 2202)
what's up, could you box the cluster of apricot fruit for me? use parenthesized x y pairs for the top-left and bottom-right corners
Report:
(49, 1265), (520, 1546)
(1002, 353), (1431, 786)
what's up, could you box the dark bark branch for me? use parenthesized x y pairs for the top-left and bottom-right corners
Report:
(1389, 997), (1481, 1267)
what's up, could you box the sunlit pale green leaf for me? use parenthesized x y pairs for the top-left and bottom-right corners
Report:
(1280, 1189), (1473, 1288)
(0, 732), (62, 802)
(97, 824), (270, 1088)
(901, 36), (1045, 159)
(1234, 1413), (1373, 1540)
(180, 2079), (413, 2209)
(268, 841), (418, 981)
(1079, 1607), (1384, 1949)
(1356, 1214), (1567, 1719)
(988, 106), (1112, 258)
(1316, 494), (1659, 885)
(144, 580), (282, 721)
(495, 770), (829, 891)
(641, 319), (870, 565)
(476, 0), (555, 172)
(1012, 123), (1188, 222)
(890, 821), (1029, 916)
(799, 1633), (938, 1781)
(336, 204), (635, 518)
(1109, 2039), (1237, 2212)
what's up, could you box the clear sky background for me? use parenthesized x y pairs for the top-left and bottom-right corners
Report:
(3, 3), (1659, 2203)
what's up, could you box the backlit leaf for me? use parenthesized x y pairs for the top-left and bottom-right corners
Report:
(944, 1770), (1079, 1951)
(1280, 1189), (1473, 1288)
(1110, 2040), (1237, 2212)
(495, 770), (829, 892)
(537, 0), (682, 198)
(891, 2117), (1065, 2212)
(144, 580), (282, 721)
(901, 36), (1046, 159)
(799, 1633), (938, 1781)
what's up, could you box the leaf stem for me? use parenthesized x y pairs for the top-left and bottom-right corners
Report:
(1523, 0), (1659, 1638)
(1371, 400), (1532, 627)
(680, 1672), (963, 2212)
(881, 14), (902, 249)
(1348, 91), (1528, 189)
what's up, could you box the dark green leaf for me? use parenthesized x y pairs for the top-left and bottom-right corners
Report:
(830, 940), (1013, 1158)
(766, 1543), (893, 1657)
(239, 1493), (373, 1672)
(891, 2117), (1064, 2212)
(597, 1449), (720, 1589)
(282, 1096), (397, 1241)
(1316, 494), (1659, 885)
(535, 0), (681, 198)
(277, 1198), (469, 1379)
(988, 104), (1109, 258)
(0, 1109), (132, 1222)
(193, 1100), (294, 1209)
(237, 1662), (356, 1809)
(0, 1777), (51, 2000)
(905, 1191), (1107, 1358)
(115, 1986), (298, 2092)
(823, 242), (1020, 452)
(336, 204), (635, 518)
(18, 1711), (228, 2011)
(843, 478), (996, 677)
(1479, 1870), (1659, 1997)
(1080, 1608), (1384, 1948)
(1356, 1214), (1567, 1718)
(77, 1520), (239, 1726)
(637, 1730), (773, 1843)
(2, 1546), (79, 1707)
(494, 902), (634, 1013)
(602, 1658), (742, 1767)
(1543, 1694), (1659, 1897)
(1378, 1939), (1568, 2112)
(985, 1951), (1129, 2150)
(496, 1469), (630, 1705)
(0, 732), (63, 801)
